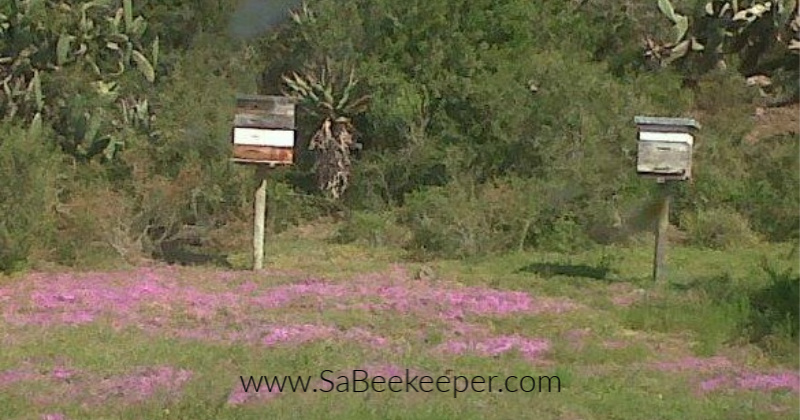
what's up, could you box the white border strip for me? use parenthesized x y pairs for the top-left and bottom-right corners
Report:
(233, 128), (295, 147)
(639, 131), (693, 145)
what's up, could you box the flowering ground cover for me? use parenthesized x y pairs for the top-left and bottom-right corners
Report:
(0, 239), (797, 419)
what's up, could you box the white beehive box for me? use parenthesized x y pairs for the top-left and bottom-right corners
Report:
(634, 116), (700, 181)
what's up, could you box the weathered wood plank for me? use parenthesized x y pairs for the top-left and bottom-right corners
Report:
(637, 124), (696, 134)
(235, 95), (295, 117)
(637, 141), (691, 175)
(233, 145), (294, 164)
(653, 183), (671, 283)
(634, 116), (700, 130)
(230, 159), (288, 167)
(234, 113), (295, 129)
(253, 165), (268, 270)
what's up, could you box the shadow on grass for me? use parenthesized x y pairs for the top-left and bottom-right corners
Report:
(157, 241), (232, 268)
(516, 262), (613, 281)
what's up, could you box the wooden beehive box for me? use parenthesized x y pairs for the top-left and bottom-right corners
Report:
(231, 95), (296, 165)
(634, 116), (700, 181)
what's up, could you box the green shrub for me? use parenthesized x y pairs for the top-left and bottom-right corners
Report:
(0, 125), (62, 273)
(399, 184), (476, 259)
(54, 184), (140, 266)
(740, 134), (800, 242)
(398, 176), (638, 259)
(398, 177), (545, 259)
(704, 260), (800, 363)
(265, 181), (327, 235)
(625, 260), (799, 363)
(747, 260), (800, 345)
(334, 211), (409, 248)
(534, 212), (595, 254)
(681, 207), (760, 249)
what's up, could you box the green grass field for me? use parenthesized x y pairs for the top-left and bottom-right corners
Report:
(0, 226), (797, 420)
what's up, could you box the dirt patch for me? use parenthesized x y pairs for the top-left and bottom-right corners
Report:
(745, 104), (799, 144)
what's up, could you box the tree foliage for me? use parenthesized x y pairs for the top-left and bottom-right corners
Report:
(0, 0), (796, 272)
(0, 0), (161, 161)
(646, 0), (799, 105)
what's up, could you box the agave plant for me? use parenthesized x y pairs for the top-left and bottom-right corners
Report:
(282, 59), (370, 201)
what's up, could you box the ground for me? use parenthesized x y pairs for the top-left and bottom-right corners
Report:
(0, 223), (797, 419)
(745, 103), (800, 144)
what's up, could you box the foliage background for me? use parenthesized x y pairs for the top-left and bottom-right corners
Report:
(0, 0), (796, 271)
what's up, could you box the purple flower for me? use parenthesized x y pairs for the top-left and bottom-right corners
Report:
(343, 328), (390, 349)
(736, 372), (800, 392)
(0, 368), (36, 387)
(227, 380), (281, 405)
(52, 367), (76, 380)
(262, 324), (337, 346)
(699, 370), (799, 393)
(651, 356), (733, 373)
(439, 335), (550, 361)
(249, 271), (577, 321)
(90, 366), (193, 404)
(699, 375), (732, 392)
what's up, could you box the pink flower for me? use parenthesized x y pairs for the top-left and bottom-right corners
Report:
(439, 335), (550, 361)
(652, 357), (733, 373)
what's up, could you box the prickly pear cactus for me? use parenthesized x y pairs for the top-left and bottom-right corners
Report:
(0, 0), (161, 160)
(647, 0), (799, 105)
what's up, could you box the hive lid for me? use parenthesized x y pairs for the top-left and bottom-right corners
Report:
(235, 94), (296, 103)
(634, 116), (700, 130)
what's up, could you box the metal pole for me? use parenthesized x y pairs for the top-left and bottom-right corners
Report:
(653, 181), (671, 283)
(253, 165), (268, 270)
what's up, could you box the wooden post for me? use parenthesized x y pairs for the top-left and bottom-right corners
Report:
(253, 165), (268, 270)
(652, 181), (671, 283)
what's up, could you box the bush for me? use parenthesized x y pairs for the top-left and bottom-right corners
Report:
(399, 184), (476, 259)
(398, 177), (545, 259)
(671, 259), (798, 361)
(535, 213), (595, 254)
(266, 181), (327, 235)
(740, 134), (800, 242)
(0, 125), (62, 273)
(681, 207), (761, 249)
(54, 184), (140, 266)
(747, 260), (800, 345)
(623, 262), (798, 361)
(334, 211), (409, 248)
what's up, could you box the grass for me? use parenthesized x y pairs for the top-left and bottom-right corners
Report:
(0, 225), (797, 420)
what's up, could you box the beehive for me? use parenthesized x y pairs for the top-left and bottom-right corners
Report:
(634, 116), (700, 181)
(231, 95), (296, 165)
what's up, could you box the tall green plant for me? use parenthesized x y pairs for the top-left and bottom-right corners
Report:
(647, 0), (799, 105)
(0, 124), (61, 273)
(0, 0), (160, 161)
(281, 2), (370, 201)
